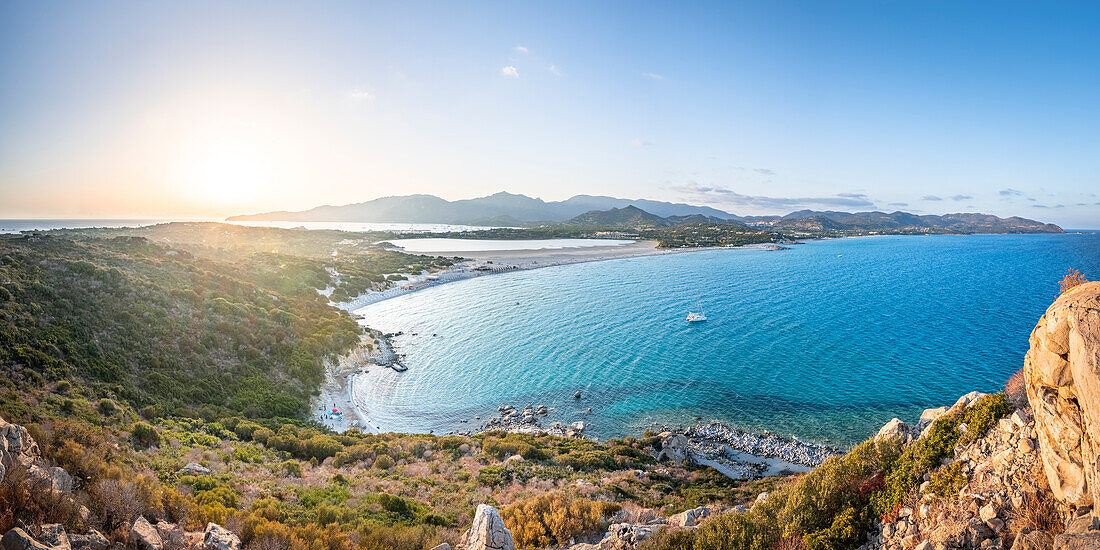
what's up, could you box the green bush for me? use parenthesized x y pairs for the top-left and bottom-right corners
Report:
(131, 422), (160, 447)
(280, 459), (303, 477)
(870, 393), (1010, 516)
(373, 455), (395, 470)
(96, 398), (119, 416)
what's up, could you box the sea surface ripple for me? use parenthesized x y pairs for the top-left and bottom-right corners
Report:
(354, 233), (1100, 446)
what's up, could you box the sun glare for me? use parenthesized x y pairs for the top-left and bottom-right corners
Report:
(177, 137), (274, 208)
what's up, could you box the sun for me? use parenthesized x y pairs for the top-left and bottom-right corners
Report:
(177, 137), (274, 208)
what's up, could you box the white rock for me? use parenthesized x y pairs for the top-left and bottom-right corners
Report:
(202, 523), (240, 550)
(877, 418), (912, 440)
(919, 407), (949, 429)
(465, 504), (515, 550)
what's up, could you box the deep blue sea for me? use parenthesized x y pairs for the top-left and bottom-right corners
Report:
(354, 233), (1100, 446)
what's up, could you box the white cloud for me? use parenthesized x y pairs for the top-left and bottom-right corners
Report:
(348, 89), (374, 100)
(548, 64), (562, 76)
(514, 45), (529, 54)
(629, 138), (651, 147)
(642, 72), (664, 80)
(672, 181), (878, 210)
(501, 66), (519, 78)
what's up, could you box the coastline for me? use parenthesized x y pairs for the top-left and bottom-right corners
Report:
(316, 238), (815, 478)
(335, 239), (787, 311)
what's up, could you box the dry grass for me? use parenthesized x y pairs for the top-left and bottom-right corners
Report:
(0, 463), (80, 534)
(1059, 269), (1088, 295)
(769, 534), (807, 550)
(1005, 368), (1029, 410)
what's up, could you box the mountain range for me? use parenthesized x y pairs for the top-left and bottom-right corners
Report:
(228, 192), (1064, 233)
(227, 192), (736, 225)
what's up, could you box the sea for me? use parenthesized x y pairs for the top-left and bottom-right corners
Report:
(353, 232), (1100, 447)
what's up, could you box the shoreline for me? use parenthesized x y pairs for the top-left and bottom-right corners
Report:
(316, 238), (826, 478)
(335, 239), (789, 311)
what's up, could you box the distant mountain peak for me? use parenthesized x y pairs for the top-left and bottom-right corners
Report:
(224, 191), (1063, 234)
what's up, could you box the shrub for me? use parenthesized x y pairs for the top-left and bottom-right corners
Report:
(55, 380), (72, 394)
(802, 506), (866, 550)
(373, 454), (395, 470)
(1005, 368), (1028, 410)
(131, 422), (160, 447)
(195, 486), (239, 509)
(502, 493), (620, 549)
(692, 436), (902, 550)
(870, 393), (1010, 517)
(636, 526), (697, 550)
(1060, 269), (1088, 295)
(96, 398), (119, 416)
(280, 460), (303, 478)
(925, 462), (966, 500)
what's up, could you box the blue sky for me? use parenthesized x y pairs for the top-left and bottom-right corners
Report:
(1, 1), (1097, 227)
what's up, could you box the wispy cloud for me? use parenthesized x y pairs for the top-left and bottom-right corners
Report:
(922, 195), (943, 201)
(629, 138), (651, 147)
(514, 45), (528, 54)
(1032, 204), (1066, 209)
(548, 64), (562, 76)
(348, 89), (374, 100)
(501, 66), (519, 78)
(672, 182), (877, 210)
(838, 192), (867, 198)
(754, 168), (776, 176)
(999, 188), (1024, 196)
(641, 72), (664, 80)
(950, 194), (973, 201)
(889, 202), (909, 207)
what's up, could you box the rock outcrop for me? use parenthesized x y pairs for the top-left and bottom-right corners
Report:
(130, 517), (163, 550)
(656, 433), (689, 463)
(463, 504), (515, 550)
(1024, 281), (1100, 509)
(863, 398), (1047, 549)
(1, 415), (41, 484)
(201, 523), (240, 550)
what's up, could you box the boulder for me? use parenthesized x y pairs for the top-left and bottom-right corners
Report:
(464, 504), (515, 550)
(876, 418), (911, 441)
(201, 524), (239, 550)
(1013, 529), (1054, 550)
(177, 463), (210, 476)
(0, 415), (41, 483)
(1, 529), (54, 550)
(597, 524), (659, 550)
(154, 523), (186, 550)
(918, 407), (949, 430)
(656, 434), (690, 463)
(67, 532), (108, 550)
(37, 527), (68, 550)
(1054, 532), (1100, 549)
(952, 391), (989, 411)
(667, 506), (711, 527)
(129, 518), (162, 550)
(428, 544), (451, 550)
(1024, 282), (1100, 508)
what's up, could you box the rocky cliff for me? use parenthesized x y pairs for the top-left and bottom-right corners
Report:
(1024, 281), (1100, 510)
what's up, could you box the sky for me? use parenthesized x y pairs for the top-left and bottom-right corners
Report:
(1, 1), (1098, 227)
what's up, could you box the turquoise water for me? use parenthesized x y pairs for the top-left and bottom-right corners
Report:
(355, 233), (1100, 446)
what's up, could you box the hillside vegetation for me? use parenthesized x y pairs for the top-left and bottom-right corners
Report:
(0, 227), (453, 419)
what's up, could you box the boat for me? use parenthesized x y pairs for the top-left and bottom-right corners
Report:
(686, 312), (707, 323)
